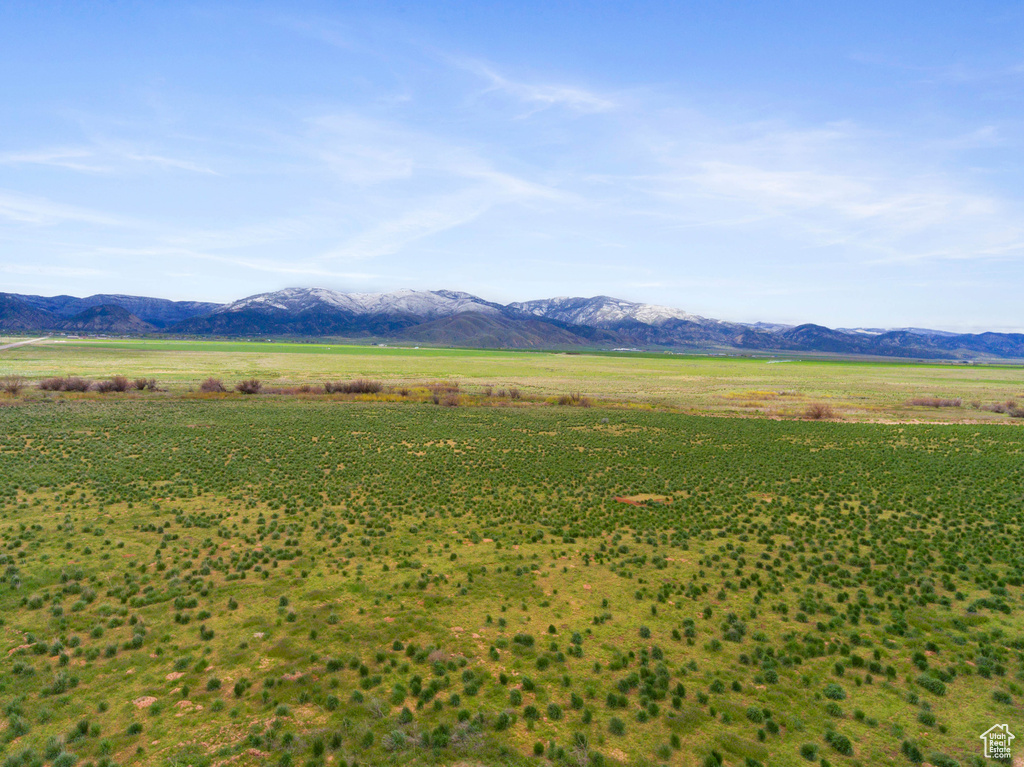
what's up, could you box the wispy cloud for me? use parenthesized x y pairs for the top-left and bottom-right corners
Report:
(684, 160), (1024, 261)
(0, 190), (134, 227)
(0, 148), (111, 173)
(317, 190), (494, 261)
(300, 113), (572, 260)
(90, 245), (378, 280)
(452, 57), (616, 115)
(0, 264), (107, 277)
(0, 142), (217, 176)
(119, 152), (217, 175)
(611, 119), (1024, 264)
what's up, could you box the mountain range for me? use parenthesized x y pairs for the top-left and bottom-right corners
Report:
(1, 287), (1022, 360)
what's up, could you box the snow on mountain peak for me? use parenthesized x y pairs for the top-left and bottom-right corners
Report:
(507, 295), (707, 327)
(215, 287), (502, 319)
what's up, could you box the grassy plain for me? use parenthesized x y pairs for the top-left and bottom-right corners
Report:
(0, 340), (1022, 767)
(2, 337), (1024, 421)
(0, 396), (1022, 767)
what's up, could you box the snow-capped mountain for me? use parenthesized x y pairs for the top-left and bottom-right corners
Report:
(214, 287), (503, 318)
(5, 286), (1023, 359)
(507, 295), (712, 327)
(836, 327), (961, 338)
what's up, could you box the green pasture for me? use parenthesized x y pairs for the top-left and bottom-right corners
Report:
(0, 399), (1021, 767)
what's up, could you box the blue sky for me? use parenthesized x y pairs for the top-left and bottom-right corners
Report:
(1, 1), (1023, 330)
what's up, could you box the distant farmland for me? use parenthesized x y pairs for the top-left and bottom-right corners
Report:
(1, 336), (1023, 422)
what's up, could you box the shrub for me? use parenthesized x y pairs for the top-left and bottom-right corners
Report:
(915, 674), (946, 696)
(824, 731), (853, 756)
(822, 683), (846, 700)
(985, 399), (1021, 415)
(901, 740), (923, 763)
(805, 402), (837, 420)
(235, 379), (262, 395)
(39, 376), (91, 392)
(65, 377), (91, 392)
(199, 377), (226, 393)
(906, 397), (961, 408)
(608, 717), (625, 735)
(94, 376), (129, 393)
(325, 379), (383, 394)
(1, 374), (25, 394)
(799, 743), (818, 761)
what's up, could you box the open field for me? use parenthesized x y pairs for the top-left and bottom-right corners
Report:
(0, 398), (1022, 767)
(2, 337), (1024, 422)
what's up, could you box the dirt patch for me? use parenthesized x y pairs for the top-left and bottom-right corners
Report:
(614, 494), (671, 505)
(166, 671), (184, 681)
(133, 696), (157, 709)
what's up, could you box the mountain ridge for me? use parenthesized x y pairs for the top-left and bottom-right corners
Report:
(2, 287), (1022, 359)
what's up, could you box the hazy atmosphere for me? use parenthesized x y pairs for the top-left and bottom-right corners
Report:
(2, 1), (1023, 331)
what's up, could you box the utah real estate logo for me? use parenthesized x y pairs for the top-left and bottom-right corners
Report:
(980, 724), (1014, 760)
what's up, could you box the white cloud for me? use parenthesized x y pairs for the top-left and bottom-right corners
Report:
(0, 190), (134, 227)
(453, 57), (616, 114)
(0, 264), (107, 277)
(610, 118), (1024, 264)
(0, 148), (111, 173)
(89, 245), (378, 280)
(317, 190), (494, 261)
(120, 153), (218, 175)
(0, 143), (217, 176)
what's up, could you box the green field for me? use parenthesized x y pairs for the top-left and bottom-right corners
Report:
(2, 337), (1024, 421)
(0, 396), (1022, 767)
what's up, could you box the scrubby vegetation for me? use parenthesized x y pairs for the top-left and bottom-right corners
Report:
(0, 399), (1020, 766)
